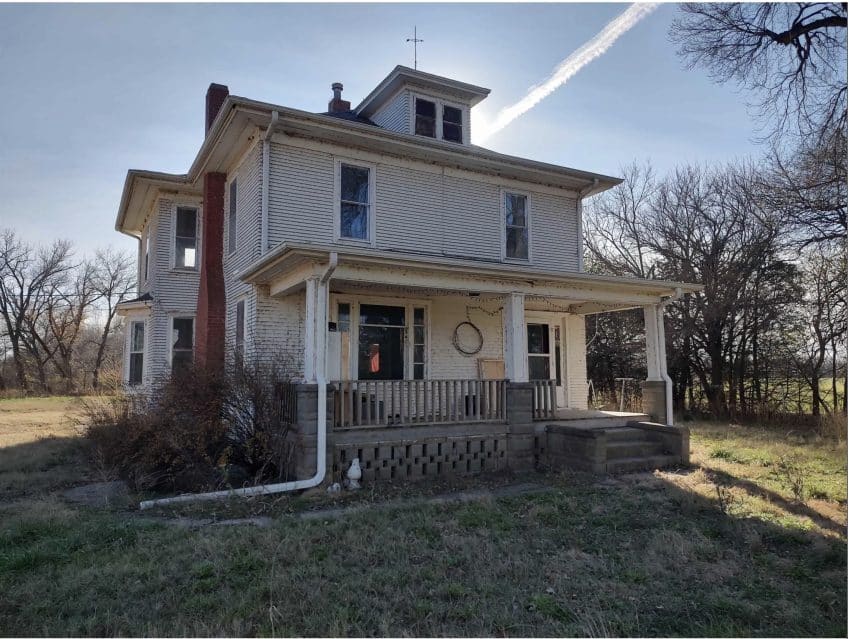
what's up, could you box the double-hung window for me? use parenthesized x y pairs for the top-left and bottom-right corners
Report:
(504, 192), (529, 260)
(228, 179), (237, 254)
(338, 163), (371, 242)
(414, 97), (464, 143)
(128, 321), (145, 386)
(171, 317), (194, 375)
(142, 230), (150, 283)
(175, 207), (198, 269)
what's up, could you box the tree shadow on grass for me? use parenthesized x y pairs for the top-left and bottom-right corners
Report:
(698, 464), (847, 536)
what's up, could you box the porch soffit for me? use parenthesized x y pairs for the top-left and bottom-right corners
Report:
(241, 243), (702, 309)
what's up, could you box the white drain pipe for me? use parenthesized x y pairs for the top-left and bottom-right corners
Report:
(140, 253), (338, 510)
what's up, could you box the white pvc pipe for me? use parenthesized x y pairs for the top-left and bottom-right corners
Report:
(139, 252), (338, 510)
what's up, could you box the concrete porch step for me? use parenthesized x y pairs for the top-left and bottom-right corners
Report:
(603, 426), (654, 442)
(606, 440), (665, 460)
(606, 453), (680, 474)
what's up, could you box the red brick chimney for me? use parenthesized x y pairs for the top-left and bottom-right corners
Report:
(195, 172), (226, 371)
(206, 83), (230, 134)
(328, 82), (350, 113)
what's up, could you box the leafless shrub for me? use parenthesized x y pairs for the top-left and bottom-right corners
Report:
(776, 454), (808, 502)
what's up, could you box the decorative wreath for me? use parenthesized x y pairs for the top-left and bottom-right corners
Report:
(452, 321), (484, 356)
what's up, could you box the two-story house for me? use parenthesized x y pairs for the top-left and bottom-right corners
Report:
(117, 66), (700, 494)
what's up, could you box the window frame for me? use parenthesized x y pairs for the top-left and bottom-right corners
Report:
(169, 315), (195, 374)
(227, 178), (238, 255)
(333, 158), (376, 246)
(330, 294), (431, 381)
(500, 189), (532, 262)
(171, 204), (201, 271)
(127, 319), (146, 386)
(234, 298), (247, 365)
(410, 93), (466, 144)
(142, 227), (150, 284)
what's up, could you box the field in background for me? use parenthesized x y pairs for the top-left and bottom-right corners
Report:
(0, 397), (846, 636)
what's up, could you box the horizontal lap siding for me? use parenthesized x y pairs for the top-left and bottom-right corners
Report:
(267, 138), (580, 272)
(143, 197), (201, 384)
(429, 296), (504, 379)
(371, 90), (409, 134)
(253, 289), (305, 379)
(533, 193), (579, 271)
(224, 143), (262, 366)
(268, 144), (334, 246)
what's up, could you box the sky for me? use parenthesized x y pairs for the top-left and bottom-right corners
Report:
(0, 2), (762, 257)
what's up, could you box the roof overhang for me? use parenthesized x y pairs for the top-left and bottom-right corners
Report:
(117, 90), (622, 234)
(239, 242), (702, 313)
(355, 65), (491, 118)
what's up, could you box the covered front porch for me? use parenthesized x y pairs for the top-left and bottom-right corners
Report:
(241, 244), (697, 482)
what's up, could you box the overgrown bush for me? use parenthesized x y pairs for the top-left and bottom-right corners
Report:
(83, 362), (295, 494)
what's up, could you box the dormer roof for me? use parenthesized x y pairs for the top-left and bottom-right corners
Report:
(355, 65), (490, 119)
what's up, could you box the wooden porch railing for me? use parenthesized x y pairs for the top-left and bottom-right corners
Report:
(331, 379), (508, 429)
(532, 379), (557, 420)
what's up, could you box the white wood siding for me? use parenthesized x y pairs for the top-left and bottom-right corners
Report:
(253, 289), (305, 378)
(267, 139), (580, 272)
(370, 89), (410, 133)
(565, 314), (588, 409)
(428, 296), (503, 379)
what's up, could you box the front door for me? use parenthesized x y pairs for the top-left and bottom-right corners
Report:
(526, 321), (566, 407)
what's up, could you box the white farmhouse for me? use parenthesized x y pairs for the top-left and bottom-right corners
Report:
(116, 66), (700, 485)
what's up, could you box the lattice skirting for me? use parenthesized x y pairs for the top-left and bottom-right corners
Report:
(333, 433), (508, 483)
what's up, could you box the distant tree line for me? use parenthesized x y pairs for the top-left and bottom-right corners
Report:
(584, 2), (847, 420)
(0, 230), (135, 395)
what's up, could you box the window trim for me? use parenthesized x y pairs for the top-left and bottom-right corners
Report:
(142, 228), (150, 284)
(168, 314), (195, 371)
(227, 178), (238, 256)
(234, 297), (247, 364)
(410, 92), (467, 144)
(170, 203), (202, 271)
(500, 189), (532, 263)
(330, 294), (431, 381)
(126, 318), (146, 387)
(333, 158), (377, 246)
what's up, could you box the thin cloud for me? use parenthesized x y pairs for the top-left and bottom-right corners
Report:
(475, 3), (660, 142)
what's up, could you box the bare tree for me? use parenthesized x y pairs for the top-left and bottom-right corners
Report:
(90, 248), (136, 390)
(671, 3), (847, 143)
(0, 230), (72, 392)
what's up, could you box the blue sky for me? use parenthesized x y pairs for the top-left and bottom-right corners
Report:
(0, 2), (760, 256)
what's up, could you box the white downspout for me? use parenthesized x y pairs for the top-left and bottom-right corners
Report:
(657, 287), (683, 426)
(260, 110), (279, 255)
(139, 252), (339, 510)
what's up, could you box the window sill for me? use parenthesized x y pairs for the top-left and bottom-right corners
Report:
(335, 237), (374, 247)
(169, 267), (200, 274)
(502, 256), (531, 264)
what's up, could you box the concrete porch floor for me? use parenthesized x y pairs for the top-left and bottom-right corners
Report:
(547, 408), (650, 429)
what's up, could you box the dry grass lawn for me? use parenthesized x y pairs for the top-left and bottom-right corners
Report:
(0, 398), (846, 636)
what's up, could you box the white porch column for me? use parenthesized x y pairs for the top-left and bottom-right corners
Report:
(503, 292), (528, 382)
(643, 305), (664, 381)
(643, 304), (674, 425)
(303, 276), (330, 383)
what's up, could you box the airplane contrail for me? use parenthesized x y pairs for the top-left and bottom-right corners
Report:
(475, 3), (660, 142)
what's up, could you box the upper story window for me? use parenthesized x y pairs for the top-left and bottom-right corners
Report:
(174, 207), (198, 269)
(337, 162), (373, 242)
(414, 97), (464, 143)
(228, 179), (237, 255)
(504, 192), (529, 261)
(128, 320), (145, 386)
(142, 229), (150, 282)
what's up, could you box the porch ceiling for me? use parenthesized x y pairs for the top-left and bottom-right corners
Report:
(240, 243), (701, 311)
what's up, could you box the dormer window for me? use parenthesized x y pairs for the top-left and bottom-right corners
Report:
(443, 106), (462, 143)
(415, 98), (436, 137)
(413, 96), (464, 143)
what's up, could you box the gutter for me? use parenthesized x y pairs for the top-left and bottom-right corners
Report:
(261, 111), (279, 255)
(139, 253), (339, 510)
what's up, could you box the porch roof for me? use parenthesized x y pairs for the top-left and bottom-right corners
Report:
(239, 243), (702, 313)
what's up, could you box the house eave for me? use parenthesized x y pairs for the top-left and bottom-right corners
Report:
(239, 242), (703, 303)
